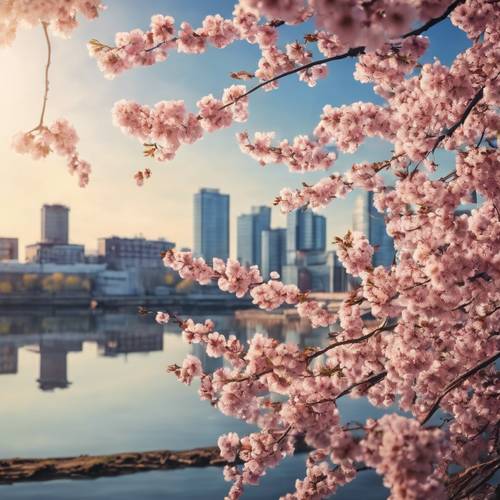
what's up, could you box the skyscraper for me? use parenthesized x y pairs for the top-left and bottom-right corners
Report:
(327, 250), (348, 292)
(193, 188), (230, 263)
(283, 210), (328, 291)
(286, 209), (326, 261)
(42, 204), (69, 244)
(237, 206), (271, 267)
(353, 191), (394, 267)
(261, 228), (286, 278)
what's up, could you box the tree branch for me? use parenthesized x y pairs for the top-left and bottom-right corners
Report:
(221, 0), (466, 111)
(431, 85), (485, 153)
(420, 351), (499, 425)
(310, 370), (387, 406)
(402, 0), (465, 38)
(307, 319), (397, 361)
(28, 22), (51, 134)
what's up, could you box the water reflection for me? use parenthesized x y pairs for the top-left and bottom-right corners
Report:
(0, 310), (327, 392)
(0, 309), (389, 499)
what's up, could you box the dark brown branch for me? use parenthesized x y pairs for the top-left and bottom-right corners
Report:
(220, 0), (465, 111)
(402, 0), (465, 38)
(308, 319), (397, 361)
(310, 370), (387, 405)
(420, 351), (499, 425)
(219, 46), (366, 111)
(431, 86), (485, 153)
(447, 456), (500, 500)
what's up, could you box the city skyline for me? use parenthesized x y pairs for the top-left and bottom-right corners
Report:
(2, 1), (470, 262)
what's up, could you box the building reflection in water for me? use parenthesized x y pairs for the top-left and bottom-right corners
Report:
(37, 339), (82, 391)
(0, 343), (18, 374)
(0, 309), (331, 388)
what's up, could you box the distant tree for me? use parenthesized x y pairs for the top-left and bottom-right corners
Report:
(0, 281), (13, 295)
(22, 273), (39, 291)
(2, 1), (499, 499)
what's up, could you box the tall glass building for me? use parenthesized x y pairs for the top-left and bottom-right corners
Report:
(193, 188), (230, 263)
(237, 206), (271, 268)
(286, 209), (326, 262)
(353, 191), (394, 267)
(261, 228), (286, 278)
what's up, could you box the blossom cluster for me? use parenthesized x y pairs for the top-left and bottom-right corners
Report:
(12, 120), (91, 187)
(237, 131), (336, 172)
(361, 415), (448, 499)
(112, 85), (248, 163)
(0, 0), (103, 46)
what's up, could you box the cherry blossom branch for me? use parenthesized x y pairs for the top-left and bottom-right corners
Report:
(447, 456), (500, 500)
(403, 0), (465, 38)
(307, 319), (397, 361)
(310, 370), (388, 406)
(420, 351), (500, 425)
(220, 1), (466, 111)
(431, 85), (485, 153)
(218, 46), (365, 111)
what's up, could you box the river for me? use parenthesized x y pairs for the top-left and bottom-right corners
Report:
(0, 309), (388, 499)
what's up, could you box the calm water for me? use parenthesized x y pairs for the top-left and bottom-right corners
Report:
(0, 309), (388, 499)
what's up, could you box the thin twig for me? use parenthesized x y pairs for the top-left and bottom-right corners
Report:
(28, 22), (52, 134)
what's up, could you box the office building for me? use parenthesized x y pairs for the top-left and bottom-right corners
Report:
(286, 209), (326, 260)
(41, 204), (69, 244)
(0, 238), (18, 261)
(353, 192), (394, 267)
(327, 250), (348, 292)
(26, 242), (85, 265)
(237, 206), (271, 267)
(261, 228), (286, 278)
(193, 188), (230, 263)
(98, 236), (175, 270)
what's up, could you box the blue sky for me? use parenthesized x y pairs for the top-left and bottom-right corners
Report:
(0, 1), (470, 258)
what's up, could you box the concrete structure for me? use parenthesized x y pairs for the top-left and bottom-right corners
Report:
(41, 204), (69, 244)
(327, 250), (348, 292)
(237, 206), (271, 268)
(25, 242), (85, 265)
(193, 188), (230, 263)
(261, 228), (286, 279)
(0, 238), (18, 261)
(97, 237), (174, 270)
(353, 192), (394, 267)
